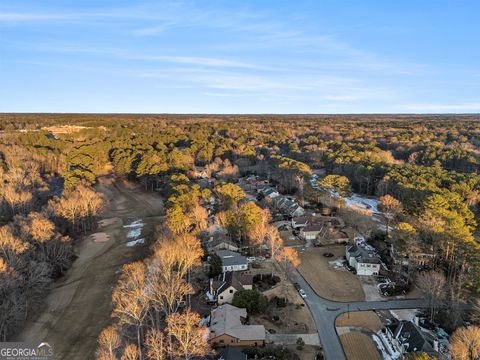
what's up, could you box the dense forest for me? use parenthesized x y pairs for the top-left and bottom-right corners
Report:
(0, 113), (479, 358)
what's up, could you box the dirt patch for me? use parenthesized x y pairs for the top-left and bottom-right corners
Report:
(298, 246), (365, 301)
(15, 178), (165, 360)
(251, 263), (315, 334)
(251, 300), (314, 334)
(339, 332), (382, 360)
(335, 311), (383, 332)
(91, 232), (111, 243)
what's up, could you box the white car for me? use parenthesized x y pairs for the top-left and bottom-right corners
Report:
(299, 289), (307, 298)
(246, 257), (256, 263)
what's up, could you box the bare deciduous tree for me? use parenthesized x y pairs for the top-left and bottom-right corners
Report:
(121, 344), (139, 360)
(167, 310), (210, 360)
(145, 329), (167, 360)
(97, 324), (121, 360)
(451, 326), (480, 360)
(416, 270), (446, 320)
(112, 262), (148, 359)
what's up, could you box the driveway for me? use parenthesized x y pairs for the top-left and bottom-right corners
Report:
(266, 333), (320, 346)
(288, 269), (428, 360)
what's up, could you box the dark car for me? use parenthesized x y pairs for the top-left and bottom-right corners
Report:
(294, 282), (301, 291)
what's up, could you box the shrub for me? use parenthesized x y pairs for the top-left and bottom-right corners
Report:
(232, 290), (268, 314)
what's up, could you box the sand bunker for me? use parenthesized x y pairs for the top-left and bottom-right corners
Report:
(91, 232), (111, 243)
(98, 218), (121, 227)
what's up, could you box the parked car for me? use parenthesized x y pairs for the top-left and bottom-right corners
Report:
(299, 289), (307, 298)
(246, 257), (256, 263)
(294, 282), (301, 291)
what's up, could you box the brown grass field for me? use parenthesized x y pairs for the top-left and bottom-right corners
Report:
(339, 332), (382, 360)
(335, 311), (383, 332)
(298, 246), (365, 301)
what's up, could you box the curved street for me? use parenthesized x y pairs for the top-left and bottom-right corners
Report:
(288, 269), (428, 360)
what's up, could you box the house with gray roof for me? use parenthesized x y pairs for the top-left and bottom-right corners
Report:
(385, 320), (436, 356)
(217, 347), (247, 360)
(346, 243), (381, 276)
(215, 250), (248, 272)
(258, 185), (280, 199)
(206, 271), (253, 305)
(209, 304), (266, 347)
(272, 196), (305, 217)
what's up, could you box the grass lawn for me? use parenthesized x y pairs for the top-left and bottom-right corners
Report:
(339, 332), (382, 360)
(335, 311), (383, 332)
(298, 246), (365, 301)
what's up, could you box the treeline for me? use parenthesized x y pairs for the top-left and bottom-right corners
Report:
(97, 175), (210, 360)
(1, 113), (480, 337)
(0, 139), (105, 339)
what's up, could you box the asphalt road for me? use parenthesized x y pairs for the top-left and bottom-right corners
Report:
(288, 269), (428, 360)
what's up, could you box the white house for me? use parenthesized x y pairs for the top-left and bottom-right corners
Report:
(215, 250), (248, 272)
(206, 272), (253, 305)
(258, 186), (280, 199)
(346, 243), (381, 276)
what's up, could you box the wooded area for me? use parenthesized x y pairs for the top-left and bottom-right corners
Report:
(0, 113), (479, 359)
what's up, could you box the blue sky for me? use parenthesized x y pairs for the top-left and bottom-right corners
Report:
(1, 0), (479, 113)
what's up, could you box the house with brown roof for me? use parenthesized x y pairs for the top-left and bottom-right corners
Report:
(300, 224), (325, 240)
(206, 272), (253, 305)
(209, 304), (266, 347)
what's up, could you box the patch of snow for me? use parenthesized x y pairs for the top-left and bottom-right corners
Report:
(126, 238), (145, 247)
(124, 219), (145, 244)
(373, 332), (400, 360)
(127, 227), (142, 239)
(329, 258), (346, 269)
(123, 219), (144, 228)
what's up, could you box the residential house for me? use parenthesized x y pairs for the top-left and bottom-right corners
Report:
(217, 347), (247, 360)
(244, 176), (269, 191)
(258, 186), (280, 199)
(291, 214), (334, 229)
(300, 224), (325, 241)
(206, 272), (253, 305)
(209, 304), (266, 347)
(272, 196), (305, 217)
(385, 320), (436, 356)
(346, 243), (381, 276)
(208, 232), (240, 253)
(215, 250), (248, 272)
(291, 215), (312, 229)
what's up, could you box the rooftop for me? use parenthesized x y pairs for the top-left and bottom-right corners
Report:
(211, 272), (253, 295)
(347, 244), (381, 264)
(215, 250), (248, 267)
(210, 304), (265, 341)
